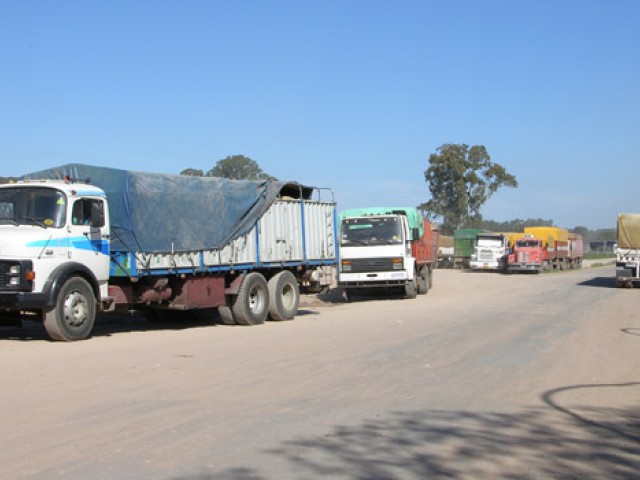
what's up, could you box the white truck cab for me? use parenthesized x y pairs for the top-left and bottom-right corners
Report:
(469, 233), (507, 271)
(0, 179), (110, 338)
(339, 214), (414, 291)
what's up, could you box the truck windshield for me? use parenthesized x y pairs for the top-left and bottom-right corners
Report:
(476, 236), (504, 247)
(516, 240), (539, 248)
(0, 187), (66, 228)
(341, 217), (403, 246)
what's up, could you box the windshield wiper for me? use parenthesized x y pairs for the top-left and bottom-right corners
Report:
(25, 217), (49, 228)
(345, 239), (368, 245)
(0, 218), (19, 226)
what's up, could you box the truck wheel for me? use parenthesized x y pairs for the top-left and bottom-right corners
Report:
(405, 276), (417, 299)
(342, 288), (353, 303)
(232, 272), (269, 325)
(417, 269), (430, 294)
(43, 276), (96, 341)
(218, 305), (236, 325)
(267, 271), (299, 321)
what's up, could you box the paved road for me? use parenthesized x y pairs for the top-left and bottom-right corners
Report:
(1, 265), (638, 479)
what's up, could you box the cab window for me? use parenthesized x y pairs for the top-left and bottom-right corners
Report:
(72, 199), (105, 227)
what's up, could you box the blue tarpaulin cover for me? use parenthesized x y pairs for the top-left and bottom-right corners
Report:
(24, 164), (307, 253)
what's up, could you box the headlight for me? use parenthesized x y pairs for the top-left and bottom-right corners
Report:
(341, 260), (351, 272)
(9, 265), (20, 274)
(392, 258), (403, 269)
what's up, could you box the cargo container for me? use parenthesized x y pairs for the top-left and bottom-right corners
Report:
(568, 232), (584, 266)
(453, 228), (484, 269)
(338, 207), (438, 300)
(616, 213), (640, 287)
(0, 164), (338, 340)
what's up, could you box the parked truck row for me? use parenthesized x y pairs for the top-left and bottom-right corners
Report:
(446, 226), (583, 273)
(0, 162), (626, 341)
(0, 165), (442, 341)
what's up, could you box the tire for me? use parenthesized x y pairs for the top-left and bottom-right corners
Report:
(232, 272), (269, 325)
(342, 288), (353, 303)
(218, 305), (236, 325)
(405, 275), (417, 299)
(417, 268), (430, 295)
(43, 276), (96, 341)
(267, 271), (299, 321)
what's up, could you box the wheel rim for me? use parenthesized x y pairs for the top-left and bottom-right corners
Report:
(281, 283), (295, 310)
(249, 284), (266, 314)
(63, 291), (90, 327)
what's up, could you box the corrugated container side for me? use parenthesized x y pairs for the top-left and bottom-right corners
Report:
(130, 199), (336, 273)
(568, 232), (584, 259)
(304, 202), (337, 261)
(259, 201), (303, 262)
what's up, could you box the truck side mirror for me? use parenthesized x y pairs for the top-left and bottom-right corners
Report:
(412, 228), (420, 241)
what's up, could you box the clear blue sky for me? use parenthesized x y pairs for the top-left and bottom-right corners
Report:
(1, 1), (637, 229)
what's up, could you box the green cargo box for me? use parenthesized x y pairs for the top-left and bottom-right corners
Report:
(453, 228), (485, 258)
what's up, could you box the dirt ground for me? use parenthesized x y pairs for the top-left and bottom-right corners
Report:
(1, 260), (638, 480)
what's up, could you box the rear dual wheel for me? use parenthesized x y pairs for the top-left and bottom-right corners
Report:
(267, 270), (299, 321)
(229, 271), (300, 325)
(232, 272), (269, 325)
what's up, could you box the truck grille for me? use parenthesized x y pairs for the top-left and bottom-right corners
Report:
(347, 258), (397, 273)
(479, 250), (494, 261)
(517, 252), (531, 263)
(0, 263), (11, 288)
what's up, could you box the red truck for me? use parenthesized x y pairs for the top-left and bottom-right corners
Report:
(507, 227), (582, 273)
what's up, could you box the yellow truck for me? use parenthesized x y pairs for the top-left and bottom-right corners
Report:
(616, 213), (640, 287)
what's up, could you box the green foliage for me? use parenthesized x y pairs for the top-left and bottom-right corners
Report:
(180, 155), (275, 181)
(207, 155), (274, 181)
(480, 218), (553, 232)
(420, 143), (517, 235)
(179, 168), (204, 177)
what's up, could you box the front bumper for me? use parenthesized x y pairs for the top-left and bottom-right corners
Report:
(338, 271), (409, 288)
(469, 260), (504, 270)
(507, 263), (541, 272)
(0, 291), (48, 311)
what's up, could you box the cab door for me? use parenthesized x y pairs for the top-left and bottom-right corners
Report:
(68, 197), (110, 284)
